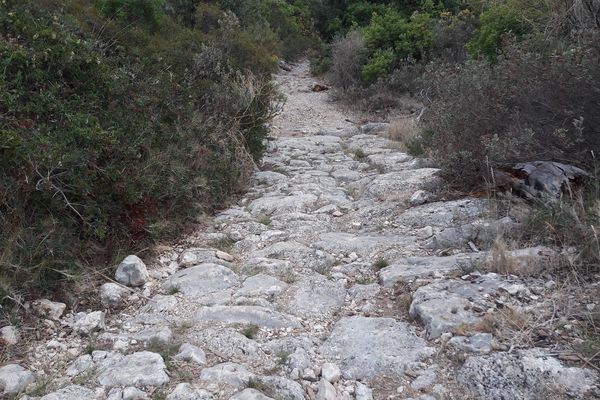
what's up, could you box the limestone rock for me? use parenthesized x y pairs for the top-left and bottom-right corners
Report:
(255, 376), (304, 400)
(163, 263), (238, 298)
(281, 275), (346, 318)
(0, 325), (19, 345)
(199, 363), (255, 389)
(459, 350), (599, 399)
(321, 363), (341, 383)
(379, 253), (485, 287)
(410, 190), (429, 206)
(355, 383), (374, 400)
(230, 388), (274, 400)
(285, 348), (311, 377)
(237, 274), (288, 297)
(72, 311), (105, 335)
(192, 328), (265, 362)
(167, 383), (213, 400)
(32, 299), (66, 320)
(174, 343), (206, 365)
(96, 351), (169, 387)
(193, 305), (300, 329)
(0, 364), (35, 397)
(100, 283), (130, 308)
(179, 248), (227, 268)
(115, 255), (149, 287)
(409, 274), (503, 339)
(107, 387), (149, 400)
(320, 316), (435, 380)
(316, 379), (337, 400)
(40, 385), (96, 400)
(448, 333), (494, 354)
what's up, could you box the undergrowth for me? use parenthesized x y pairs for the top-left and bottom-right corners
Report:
(0, 0), (313, 308)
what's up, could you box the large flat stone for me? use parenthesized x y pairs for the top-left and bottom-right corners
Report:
(193, 306), (300, 329)
(459, 350), (599, 399)
(379, 253), (486, 286)
(191, 328), (265, 362)
(251, 241), (334, 273)
(363, 169), (441, 201)
(0, 364), (35, 397)
(163, 263), (238, 298)
(409, 274), (504, 339)
(237, 274), (288, 297)
(247, 193), (318, 216)
(319, 316), (435, 380)
(96, 351), (169, 387)
(280, 276), (346, 318)
(40, 385), (96, 400)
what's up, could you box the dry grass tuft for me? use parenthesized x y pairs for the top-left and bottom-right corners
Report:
(385, 118), (418, 149)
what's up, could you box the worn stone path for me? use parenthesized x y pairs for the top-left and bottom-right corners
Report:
(2, 62), (599, 400)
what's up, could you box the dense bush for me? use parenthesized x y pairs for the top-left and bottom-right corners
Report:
(0, 0), (290, 304)
(328, 31), (368, 91)
(415, 37), (600, 188)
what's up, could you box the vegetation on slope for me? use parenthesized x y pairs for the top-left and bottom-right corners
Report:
(0, 0), (315, 305)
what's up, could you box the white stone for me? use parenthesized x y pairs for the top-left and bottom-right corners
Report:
(32, 299), (66, 320)
(0, 325), (19, 345)
(41, 385), (96, 400)
(230, 388), (274, 400)
(355, 383), (373, 400)
(410, 190), (429, 206)
(100, 283), (129, 308)
(166, 383), (213, 400)
(115, 255), (149, 287)
(72, 311), (105, 335)
(96, 351), (169, 387)
(316, 379), (337, 400)
(199, 363), (255, 389)
(174, 343), (206, 365)
(0, 364), (35, 397)
(321, 363), (341, 383)
(216, 250), (235, 262)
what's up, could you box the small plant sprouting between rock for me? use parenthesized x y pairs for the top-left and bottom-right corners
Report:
(246, 378), (273, 395)
(242, 324), (260, 339)
(146, 339), (180, 370)
(353, 148), (367, 160)
(167, 285), (180, 295)
(373, 258), (390, 270)
(258, 215), (272, 226)
(276, 350), (293, 366)
(152, 391), (168, 400)
(210, 238), (235, 252)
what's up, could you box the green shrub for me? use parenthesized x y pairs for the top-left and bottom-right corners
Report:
(328, 31), (368, 90)
(414, 36), (600, 189)
(0, 0), (280, 304)
(361, 48), (395, 82)
(99, 0), (165, 28)
(466, 0), (540, 61)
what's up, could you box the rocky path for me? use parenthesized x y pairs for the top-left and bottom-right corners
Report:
(2, 62), (599, 400)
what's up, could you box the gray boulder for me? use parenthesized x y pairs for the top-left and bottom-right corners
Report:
(40, 385), (96, 400)
(100, 283), (130, 308)
(193, 305), (300, 329)
(96, 351), (169, 387)
(230, 388), (273, 400)
(167, 383), (213, 400)
(115, 255), (149, 287)
(320, 316), (435, 379)
(163, 263), (238, 298)
(0, 364), (35, 397)
(459, 350), (599, 399)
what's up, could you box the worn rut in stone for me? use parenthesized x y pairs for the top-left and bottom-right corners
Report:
(3, 62), (599, 400)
